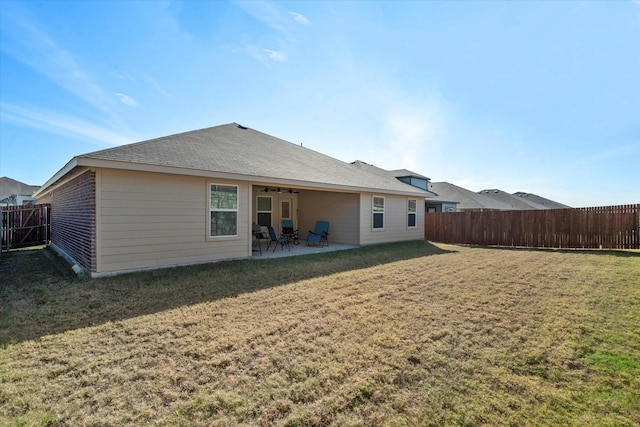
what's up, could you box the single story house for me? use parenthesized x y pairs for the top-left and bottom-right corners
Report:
(350, 161), (458, 213)
(428, 182), (513, 212)
(478, 189), (553, 210)
(511, 192), (570, 209)
(0, 177), (39, 206)
(34, 123), (432, 277)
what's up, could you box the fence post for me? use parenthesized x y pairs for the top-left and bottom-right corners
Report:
(633, 204), (640, 249)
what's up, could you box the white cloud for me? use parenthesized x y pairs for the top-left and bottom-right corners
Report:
(0, 102), (135, 147)
(115, 93), (137, 106)
(263, 48), (286, 62)
(289, 11), (310, 25)
(237, 44), (287, 64)
(233, 1), (288, 33)
(0, 8), (121, 117)
(142, 74), (171, 98)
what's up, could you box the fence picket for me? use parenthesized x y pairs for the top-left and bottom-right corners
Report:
(1, 204), (51, 251)
(425, 204), (640, 250)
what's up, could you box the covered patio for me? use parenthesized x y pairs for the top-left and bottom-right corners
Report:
(250, 197), (359, 258)
(251, 238), (358, 259)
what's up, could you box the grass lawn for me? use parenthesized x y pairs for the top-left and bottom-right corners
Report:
(1, 241), (639, 426)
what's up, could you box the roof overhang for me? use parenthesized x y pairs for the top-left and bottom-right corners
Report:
(33, 157), (81, 199)
(35, 157), (430, 198)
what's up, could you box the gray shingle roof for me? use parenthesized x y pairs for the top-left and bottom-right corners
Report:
(478, 189), (550, 210)
(350, 161), (425, 180)
(349, 161), (435, 195)
(389, 168), (430, 180)
(512, 192), (570, 209)
(429, 182), (514, 211)
(0, 177), (40, 201)
(80, 123), (427, 195)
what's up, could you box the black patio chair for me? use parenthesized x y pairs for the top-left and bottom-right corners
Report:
(267, 226), (290, 252)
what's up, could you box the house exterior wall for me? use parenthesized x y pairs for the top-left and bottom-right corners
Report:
(297, 190), (360, 245)
(0, 194), (37, 206)
(251, 187), (299, 233)
(425, 201), (457, 213)
(359, 193), (424, 245)
(442, 203), (457, 212)
(45, 170), (96, 272)
(96, 169), (250, 275)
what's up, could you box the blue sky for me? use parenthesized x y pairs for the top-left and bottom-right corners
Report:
(1, 0), (638, 207)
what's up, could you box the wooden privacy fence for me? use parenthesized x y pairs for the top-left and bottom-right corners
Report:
(424, 204), (640, 250)
(1, 204), (51, 251)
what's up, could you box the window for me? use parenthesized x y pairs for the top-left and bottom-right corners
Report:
(407, 199), (417, 228)
(210, 184), (238, 237)
(373, 196), (384, 229)
(281, 201), (290, 219)
(398, 176), (428, 190)
(256, 196), (272, 227)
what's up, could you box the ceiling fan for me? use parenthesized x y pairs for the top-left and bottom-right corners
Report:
(261, 187), (299, 194)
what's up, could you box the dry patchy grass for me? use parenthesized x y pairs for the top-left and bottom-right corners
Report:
(1, 242), (639, 426)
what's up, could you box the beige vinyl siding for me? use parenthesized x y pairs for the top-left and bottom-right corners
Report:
(97, 169), (249, 274)
(359, 193), (424, 245)
(297, 190), (359, 245)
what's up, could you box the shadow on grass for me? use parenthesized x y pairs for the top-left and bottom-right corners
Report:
(0, 240), (454, 346)
(456, 244), (640, 258)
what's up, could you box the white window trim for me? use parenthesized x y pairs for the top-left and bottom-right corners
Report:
(209, 183), (239, 239)
(372, 195), (385, 230)
(256, 195), (272, 227)
(407, 198), (417, 229)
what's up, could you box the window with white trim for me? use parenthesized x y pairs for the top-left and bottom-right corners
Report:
(210, 184), (238, 237)
(407, 199), (417, 228)
(373, 196), (384, 229)
(256, 196), (272, 227)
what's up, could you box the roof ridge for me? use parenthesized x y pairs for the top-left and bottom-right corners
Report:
(82, 122), (238, 158)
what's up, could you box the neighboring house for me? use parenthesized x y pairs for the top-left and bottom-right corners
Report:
(390, 168), (430, 191)
(428, 182), (513, 211)
(0, 177), (39, 206)
(350, 161), (431, 189)
(512, 192), (570, 209)
(34, 123), (430, 277)
(422, 182), (459, 213)
(351, 161), (459, 213)
(424, 194), (459, 213)
(478, 189), (551, 210)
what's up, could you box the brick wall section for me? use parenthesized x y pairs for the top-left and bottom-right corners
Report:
(50, 171), (96, 272)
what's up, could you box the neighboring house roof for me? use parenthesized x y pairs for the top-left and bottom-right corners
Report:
(429, 182), (514, 211)
(0, 177), (40, 204)
(512, 192), (570, 209)
(388, 168), (430, 181)
(350, 161), (435, 196)
(478, 189), (550, 210)
(36, 123), (428, 197)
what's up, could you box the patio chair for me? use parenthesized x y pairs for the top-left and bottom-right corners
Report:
(252, 222), (265, 255)
(281, 219), (299, 245)
(267, 226), (290, 252)
(306, 221), (329, 246)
